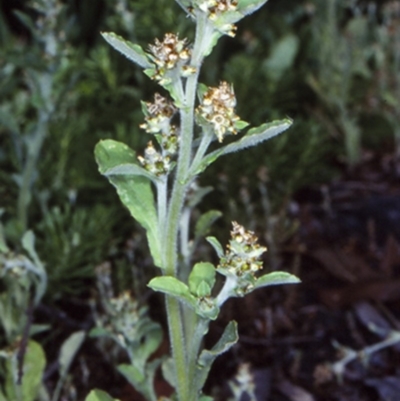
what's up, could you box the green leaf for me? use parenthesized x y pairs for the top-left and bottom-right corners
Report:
(238, 0), (269, 16)
(195, 210), (222, 240)
(192, 119), (292, 175)
(59, 331), (85, 378)
(148, 277), (196, 308)
(264, 34), (299, 81)
(254, 271), (300, 290)
(95, 140), (161, 267)
(118, 364), (145, 387)
(101, 32), (152, 69)
(196, 321), (238, 391)
(103, 163), (159, 183)
(189, 262), (216, 297)
(0, 108), (20, 135)
(206, 236), (224, 259)
(4, 341), (46, 401)
(217, 118), (292, 156)
(22, 230), (42, 270)
(13, 10), (36, 35)
(118, 359), (161, 401)
(161, 357), (176, 388)
(85, 389), (120, 401)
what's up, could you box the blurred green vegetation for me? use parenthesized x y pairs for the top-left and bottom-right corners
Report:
(0, 0), (398, 300)
(0, 0), (399, 398)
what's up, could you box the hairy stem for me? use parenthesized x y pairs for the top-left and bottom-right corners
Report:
(163, 13), (211, 401)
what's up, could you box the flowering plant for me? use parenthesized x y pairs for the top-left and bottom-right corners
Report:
(88, 1), (299, 400)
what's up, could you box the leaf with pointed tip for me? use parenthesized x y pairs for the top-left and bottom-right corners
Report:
(161, 357), (176, 388)
(4, 341), (46, 401)
(193, 119), (292, 175)
(195, 210), (222, 240)
(148, 277), (196, 308)
(206, 236), (224, 259)
(196, 321), (238, 391)
(238, 0), (269, 16)
(95, 140), (161, 267)
(189, 262), (216, 297)
(101, 32), (152, 69)
(174, 0), (192, 14)
(103, 163), (160, 183)
(59, 331), (85, 379)
(254, 271), (300, 290)
(85, 390), (120, 401)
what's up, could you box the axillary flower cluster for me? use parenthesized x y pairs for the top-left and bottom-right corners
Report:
(138, 93), (178, 176)
(196, 81), (240, 142)
(217, 222), (267, 297)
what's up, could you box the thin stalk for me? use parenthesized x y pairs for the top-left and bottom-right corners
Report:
(157, 177), (168, 234)
(190, 127), (213, 174)
(163, 13), (211, 401)
(187, 317), (210, 393)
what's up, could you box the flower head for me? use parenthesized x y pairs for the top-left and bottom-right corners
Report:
(218, 222), (267, 281)
(196, 81), (240, 142)
(140, 94), (180, 158)
(148, 33), (191, 83)
(140, 93), (177, 134)
(194, 0), (238, 36)
(138, 141), (173, 176)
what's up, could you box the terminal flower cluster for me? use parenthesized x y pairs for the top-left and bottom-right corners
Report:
(193, 0), (239, 36)
(196, 81), (240, 142)
(147, 33), (193, 83)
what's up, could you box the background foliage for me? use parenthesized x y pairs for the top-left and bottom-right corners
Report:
(0, 0), (399, 399)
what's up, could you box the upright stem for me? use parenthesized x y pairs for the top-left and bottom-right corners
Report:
(162, 13), (212, 401)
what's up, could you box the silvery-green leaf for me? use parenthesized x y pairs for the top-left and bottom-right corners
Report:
(218, 118), (292, 155)
(0, 108), (20, 134)
(103, 163), (160, 183)
(85, 389), (120, 401)
(117, 364), (145, 388)
(254, 271), (300, 290)
(237, 0), (269, 16)
(95, 140), (161, 267)
(174, 0), (192, 14)
(193, 119), (292, 175)
(196, 321), (238, 391)
(189, 262), (216, 297)
(101, 32), (152, 69)
(194, 210), (222, 240)
(206, 236), (224, 259)
(59, 331), (85, 378)
(187, 186), (213, 208)
(264, 34), (299, 81)
(4, 341), (46, 401)
(148, 277), (196, 308)
(161, 357), (176, 388)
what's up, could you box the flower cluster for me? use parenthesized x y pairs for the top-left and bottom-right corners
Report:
(147, 33), (193, 83)
(217, 222), (266, 295)
(138, 94), (179, 176)
(194, 0), (238, 36)
(196, 81), (240, 142)
(138, 141), (173, 176)
(140, 93), (177, 134)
